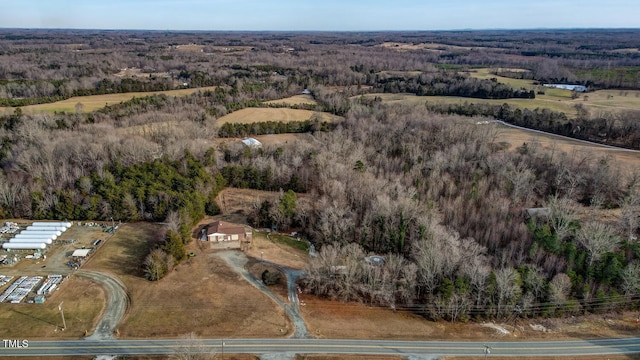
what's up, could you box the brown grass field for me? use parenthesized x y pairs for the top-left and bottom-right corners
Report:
(82, 222), (290, 338)
(216, 107), (339, 125)
(0, 86), (217, 114)
(0, 276), (105, 339)
(264, 94), (318, 106)
(493, 123), (640, 169)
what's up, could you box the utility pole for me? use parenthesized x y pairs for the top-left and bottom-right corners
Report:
(221, 339), (225, 359)
(483, 344), (492, 360)
(513, 305), (522, 334)
(58, 302), (67, 331)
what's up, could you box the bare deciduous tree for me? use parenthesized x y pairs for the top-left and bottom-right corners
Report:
(577, 221), (621, 267)
(620, 262), (640, 296)
(171, 332), (214, 360)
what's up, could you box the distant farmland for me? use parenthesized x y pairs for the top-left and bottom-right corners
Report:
(216, 107), (340, 125)
(0, 86), (218, 114)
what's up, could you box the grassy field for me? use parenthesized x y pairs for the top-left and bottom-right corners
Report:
(0, 86), (217, 114)
(493, 123), (640, 171)
(264, 94), (317, 106)
(362, 93), (578, 115)
(468, 68), (640, 113)
(82, 222), (289, 338)
(0, 276), (105, 339)
(216, 107), (339, 125)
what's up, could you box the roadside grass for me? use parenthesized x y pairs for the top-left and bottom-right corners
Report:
(264, 94), (317, 106)
(0, 86), (217, 114)
(83, 222), (288, 338)
(0, 276), (105, 339)
(216, 107), (339, 125)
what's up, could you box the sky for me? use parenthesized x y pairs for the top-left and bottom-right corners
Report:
(0, 0), (638, 31)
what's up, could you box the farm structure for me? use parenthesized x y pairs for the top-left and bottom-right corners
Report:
(205, 221), (252, 250)
(242, 137), (262, 148)
(0, 274), (64, 303)
(2, 242), (47, 250)
(543, 84), (588, 92)
(1, 221), (72, 252)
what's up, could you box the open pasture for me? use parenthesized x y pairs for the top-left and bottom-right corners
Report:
(0, 86), (217, 114)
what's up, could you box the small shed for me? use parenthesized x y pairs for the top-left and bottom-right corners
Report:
(242, 138), (262, 148)
(71, 249), (91, 258)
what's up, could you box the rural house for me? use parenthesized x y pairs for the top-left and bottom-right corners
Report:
(206, 221), (252, 250)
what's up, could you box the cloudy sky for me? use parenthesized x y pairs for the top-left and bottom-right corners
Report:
(0, 0), (638, 31)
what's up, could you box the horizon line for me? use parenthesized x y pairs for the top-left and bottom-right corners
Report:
(1, 27), (639, 33)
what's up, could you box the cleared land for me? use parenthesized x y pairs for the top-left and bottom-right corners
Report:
(493, 123), (640, 170)
(264, 94), (317, 106)
(469, 68), (640, 113)
(216, 107), (339, 125)
(0, 276), (105, 339)
(82, 222), (289, 338)
(0, 86), (217, 114)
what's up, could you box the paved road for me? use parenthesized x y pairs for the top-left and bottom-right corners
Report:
(76, 270), (129, 340)
(2, 337), (640, 357)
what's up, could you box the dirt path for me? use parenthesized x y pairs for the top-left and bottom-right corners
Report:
(76, 270), (129, 340)
(214, 251), (311, 339)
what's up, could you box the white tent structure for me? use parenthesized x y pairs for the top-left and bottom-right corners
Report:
(242, 138), (262, 148)
(15, 233), (57, 240)
(26, 225), (67, 232)
(9, 238), (53, 244)
(2, 242), (47, 250)
(19, 230), (61, 237)
(32, 222), (72, 227)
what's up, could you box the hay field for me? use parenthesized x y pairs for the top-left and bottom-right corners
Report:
(0, 86), (217, 114)
(216, 108), (339, 125)
(493, 123), (640, 171)
(264, 94), (317, 106)
(361, 93), (578, 115)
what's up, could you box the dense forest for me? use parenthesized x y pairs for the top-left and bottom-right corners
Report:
(1, 29), (640, 319)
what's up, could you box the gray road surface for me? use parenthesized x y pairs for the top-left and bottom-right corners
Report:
(2, 337), (640, 357)
(76, 270), (129, 340)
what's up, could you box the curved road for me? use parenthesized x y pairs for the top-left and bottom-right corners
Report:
(215, 251), (310, 338)
(2, 337), (640, 357)
(76, 270), (129, 340)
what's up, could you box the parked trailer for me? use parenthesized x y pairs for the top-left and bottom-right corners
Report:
(15, 233), (57, 240)
(31, 222), (72, 228)
(2, 242), (47, 250)
(19, 230), (61, 237)
(26, 225), (67, 232)
(10, 238), (53, 244)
